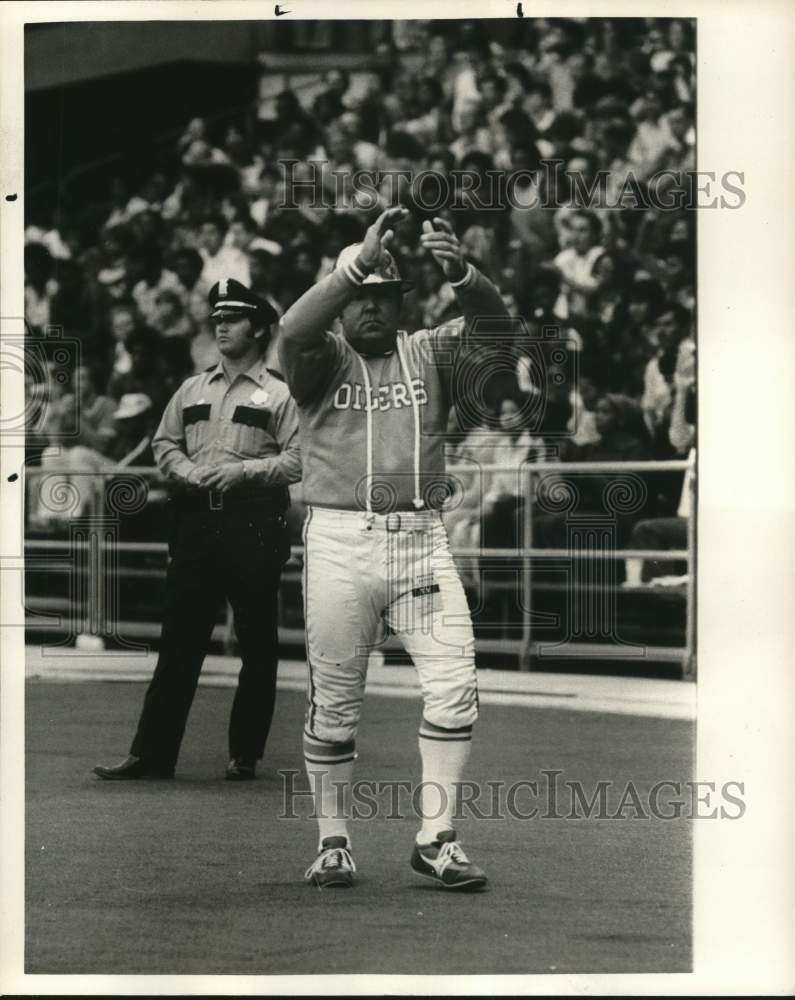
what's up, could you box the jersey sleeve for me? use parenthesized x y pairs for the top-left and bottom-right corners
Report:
(277, 321), (345, 405)
(415, 316), (467, 406)
(428, 315), (466, 361)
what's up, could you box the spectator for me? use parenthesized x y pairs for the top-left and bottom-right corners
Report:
(311, 68), (351, 123)
(35, 364), (118, 524)
(449, 99), (494, 162)
(106, 302), (140, 378)
(640, 303), (691, 442)
(656, 102), (696, 172)
(534, 392), (653, 548)
(567, 373), (603, 448)
(398, 77), (446, 147)
(481, 393), (546, 550)
(550, 210), (605, 321)
(65, 364), (118, 455)
(381, 71), (419, 128)
(108, 393), (157, 467)
(525, 80), (558, 146)
(582, 392), (653, 463)
(107, 326), (169, 418)
(624, 346), (695, 586)
(151, 289), (195, 340)
(131, 252), (182, 326)
(337, 110), (383, 170)
(249, 165), (282, 229)
(198, 216), (250, 287)
(628, 95), (669, 178)
(171, 248), (212, 327)
(478, 71), (511, 126)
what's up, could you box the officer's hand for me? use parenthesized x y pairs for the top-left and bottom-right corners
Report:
(420, 217), (467, 283)
(359, 206), (409, 269)
(186, 465), (214, 488)
(201, 462), (246, 493)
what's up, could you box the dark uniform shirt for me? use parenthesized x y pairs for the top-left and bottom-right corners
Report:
(152, 357), (301, 488)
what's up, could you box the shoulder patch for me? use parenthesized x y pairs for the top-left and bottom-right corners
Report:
(266, 368), (286, 382)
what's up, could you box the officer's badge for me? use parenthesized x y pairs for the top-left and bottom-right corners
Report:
(250, 389), (270, 406)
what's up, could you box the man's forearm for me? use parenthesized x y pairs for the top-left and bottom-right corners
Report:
(280, 269), (359, 348)
(451, 266), (509, 326)
(242, 448), (302, 487)
(153, 442), (197, 483)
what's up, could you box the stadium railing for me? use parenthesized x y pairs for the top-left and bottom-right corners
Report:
(22, 457), (696, 678)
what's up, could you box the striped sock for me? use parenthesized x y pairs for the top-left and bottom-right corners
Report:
(303, 731), (356, 850)
(417, 719), (472, 844)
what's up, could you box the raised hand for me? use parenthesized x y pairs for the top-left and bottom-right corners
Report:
(359, 206), (410, 269)
(419, 217), (467, 283)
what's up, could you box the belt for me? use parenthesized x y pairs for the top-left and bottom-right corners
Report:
(308, 506), (442, 533)
(169, 488), (288, 515)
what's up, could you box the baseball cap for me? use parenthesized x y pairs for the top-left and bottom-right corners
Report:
(114, 393), (153, 420)
(208, 277), (279, 325)
(335, 243), (413, 292)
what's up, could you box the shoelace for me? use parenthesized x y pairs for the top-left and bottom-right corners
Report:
(436, 840), (470, 873)
(305, 846), (356, 879)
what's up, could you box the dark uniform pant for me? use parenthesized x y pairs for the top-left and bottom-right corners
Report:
(131, 504), (291, 769)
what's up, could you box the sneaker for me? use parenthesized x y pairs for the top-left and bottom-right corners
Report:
(410, 829), (487, 890)
(304, 836), (356, 889)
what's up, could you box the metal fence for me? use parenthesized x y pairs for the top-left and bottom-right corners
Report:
(23, 457), (695, 677)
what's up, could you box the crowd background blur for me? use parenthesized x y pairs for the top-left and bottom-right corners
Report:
(24, 16), (696, 568)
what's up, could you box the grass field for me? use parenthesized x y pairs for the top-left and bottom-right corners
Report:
(26, 678), (693, 975)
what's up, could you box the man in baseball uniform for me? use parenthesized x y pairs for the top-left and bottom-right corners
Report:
(279, 207), (509, 889)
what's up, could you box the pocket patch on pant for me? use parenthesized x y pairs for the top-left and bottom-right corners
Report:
(411, 576), (443, 615)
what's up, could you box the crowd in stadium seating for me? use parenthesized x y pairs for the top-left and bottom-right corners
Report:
(24, 17), (696, 567)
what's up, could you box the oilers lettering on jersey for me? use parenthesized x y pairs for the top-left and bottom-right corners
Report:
(333, 378), (428, 412)
(280, 319), (465, 511)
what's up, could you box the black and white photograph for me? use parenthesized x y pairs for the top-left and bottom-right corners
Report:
(0, 2), (792, 994)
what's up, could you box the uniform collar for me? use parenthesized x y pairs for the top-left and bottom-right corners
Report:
(208, 357), (268, 385)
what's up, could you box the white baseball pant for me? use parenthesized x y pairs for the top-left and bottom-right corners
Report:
(301, 506), (478, 745)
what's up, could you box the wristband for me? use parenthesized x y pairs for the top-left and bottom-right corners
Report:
(448, 262), (475, 289)
(341, 254), (376, 287)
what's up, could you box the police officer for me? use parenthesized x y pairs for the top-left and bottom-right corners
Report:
(93, 278), (301, 781)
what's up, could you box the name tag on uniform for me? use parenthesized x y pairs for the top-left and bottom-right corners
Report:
(233, 405), (271, 431)
(183, 403), (211, 426)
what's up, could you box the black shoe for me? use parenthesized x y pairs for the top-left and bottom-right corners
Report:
(225, 758), (257, 781)
(410, 829), (488, 890)
(92, 755), (175, 780)
(305, 836), (356, 888)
